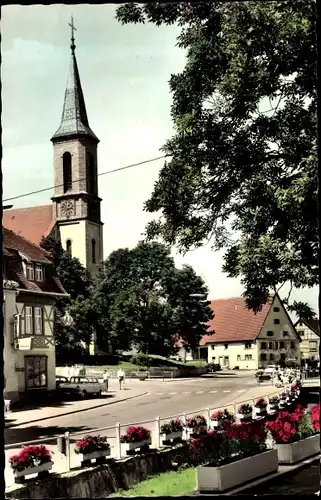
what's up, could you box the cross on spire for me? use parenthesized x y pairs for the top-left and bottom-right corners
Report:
(69, 15), (77, 53)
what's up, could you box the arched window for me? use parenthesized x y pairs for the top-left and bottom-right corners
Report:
(63, 152), (72, 193)
(66, 239), (72, 256)
(87, 153), (96, 195)
(91, 239), (96, 264)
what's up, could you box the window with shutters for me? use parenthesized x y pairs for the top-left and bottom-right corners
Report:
(25, 306), (33, 334)
(34, 307), (43, 335)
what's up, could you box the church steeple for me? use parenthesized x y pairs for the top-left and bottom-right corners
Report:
(51, 16), (104, 278)
(51, 16), (99, 143)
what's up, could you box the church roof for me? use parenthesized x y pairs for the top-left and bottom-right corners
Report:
(51, 26), (99, 143)
(2, 204), (55, 246)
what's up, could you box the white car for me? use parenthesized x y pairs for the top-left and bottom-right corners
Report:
(57, 376), (106, 398)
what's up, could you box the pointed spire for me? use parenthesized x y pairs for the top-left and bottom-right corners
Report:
(51, 16), (99, 143)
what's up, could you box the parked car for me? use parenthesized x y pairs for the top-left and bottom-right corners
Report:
(56, 376), (105, 399)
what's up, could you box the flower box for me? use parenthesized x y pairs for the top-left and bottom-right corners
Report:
(210, 420), (222, 429)
(237, 412), (252, 421)
(161, 430), (183, 443)
(80, 449), (111, 465)
(274, 434), (320, 464)
(186, 425), (207, 438)
(197, 449), (278, 492)
(13, 461), (52, 483)
(254, 407), (267, 417)
(121, 438), (151, 454)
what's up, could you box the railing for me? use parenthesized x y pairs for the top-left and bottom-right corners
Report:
(5, 387), (284, 480)
(85, 369), (174, 380)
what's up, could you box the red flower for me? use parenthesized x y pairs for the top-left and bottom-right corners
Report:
(310, 404), (320, 431)
(9, 445), (52, 472)
(120, 426), (151, 443)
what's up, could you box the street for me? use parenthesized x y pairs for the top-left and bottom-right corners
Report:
(5, 372), (260, 445)
(5, 372), (278, 488)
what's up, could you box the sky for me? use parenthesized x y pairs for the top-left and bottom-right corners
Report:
(2, 4), (318, 316)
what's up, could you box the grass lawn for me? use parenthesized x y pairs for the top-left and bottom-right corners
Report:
(113, 468), (196, 497)
(57, 356), (207, 374)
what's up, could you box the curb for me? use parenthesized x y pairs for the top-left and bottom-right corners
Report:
(5, 391), (149, 430)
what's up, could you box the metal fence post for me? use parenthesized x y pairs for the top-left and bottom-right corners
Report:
(115, 422), (121, 459)
(64, 431), (70, 472)
(206, 407), (211, 429)
(155, 416), (161, 449)
(181, 412), (187, 440)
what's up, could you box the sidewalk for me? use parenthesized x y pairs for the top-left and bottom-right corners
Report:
(5, 384), (148, 429)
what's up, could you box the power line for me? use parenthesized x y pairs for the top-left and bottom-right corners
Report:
(3, 154), (168, 203)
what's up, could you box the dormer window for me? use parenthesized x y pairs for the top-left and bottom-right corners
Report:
(35, 264), (44, 281)
(26, 262), (34, 280)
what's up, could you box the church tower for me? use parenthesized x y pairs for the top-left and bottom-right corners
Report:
(51, 18), (103, 276)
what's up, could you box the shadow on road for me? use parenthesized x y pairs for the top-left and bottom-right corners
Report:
(5, 423), (91, 447)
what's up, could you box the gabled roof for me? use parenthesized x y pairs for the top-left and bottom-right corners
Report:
(294, 318), (320, 337)
(2, 204), (55, 246)
(3, 228), (66, 296)
(200, 296), (272, 345)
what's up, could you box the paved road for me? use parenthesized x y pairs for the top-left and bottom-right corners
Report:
(5, 372), (265, 446)
(5, 372), (277, 488)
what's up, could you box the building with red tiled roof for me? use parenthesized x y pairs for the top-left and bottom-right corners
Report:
(294, 317), (320, 363)
(3, 228), (68, 404)
(198, 294), (300, 370)
(3, 24), (104, 278)
(2, 205), (56, 247)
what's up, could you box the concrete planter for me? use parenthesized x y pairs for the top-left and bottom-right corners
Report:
(274, 434), (320, 464)
(80, 449), (111, 465)
(121, 438), (151, 454)
(210, 420), (222, 429)
(197, 449), (278, 492)
(237, 412), (252, 421)
(254, 407), (267, 417)
(186, 425), (207, 439)
(13, 461), (53, 483)
(160, 430), (183, 443)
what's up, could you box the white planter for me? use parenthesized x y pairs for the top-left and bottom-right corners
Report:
(254, 407), (267, 416)
(274, 434), (320, 464)
(80, 449), (111, 462)
(197, 449), (278, 492)
(160, 430), (183, 443)
(237, 412), (252, 421)
(210, 420), (222, 429)
(121, 438), (151, 453)
(13, 461), (53, 481)
(185, 425), (207, 438)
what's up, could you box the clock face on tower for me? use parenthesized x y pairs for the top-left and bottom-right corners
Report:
(61, 200), (74, 218)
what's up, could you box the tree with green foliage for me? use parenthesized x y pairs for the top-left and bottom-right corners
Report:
(40, 236), (94, 356)
(116, 1), (317, 319)
(93, 241), (213, 356)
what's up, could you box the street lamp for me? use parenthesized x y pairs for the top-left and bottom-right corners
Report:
(62, 310), (74, 327)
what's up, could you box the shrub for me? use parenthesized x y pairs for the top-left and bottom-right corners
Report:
(9, 445), (52, 472)
(310, 404), (320, 431)
(160, 419), (183, 434)
(74, 435), (110, 455)
(120, 426), (151, 443)
(130, 354), (153, 367)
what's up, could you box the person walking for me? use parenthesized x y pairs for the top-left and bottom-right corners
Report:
(103, 370), (110, 392)
(117, 368), (125, 390)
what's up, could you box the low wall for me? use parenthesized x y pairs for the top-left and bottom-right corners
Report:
(6, 443), (189, 499)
